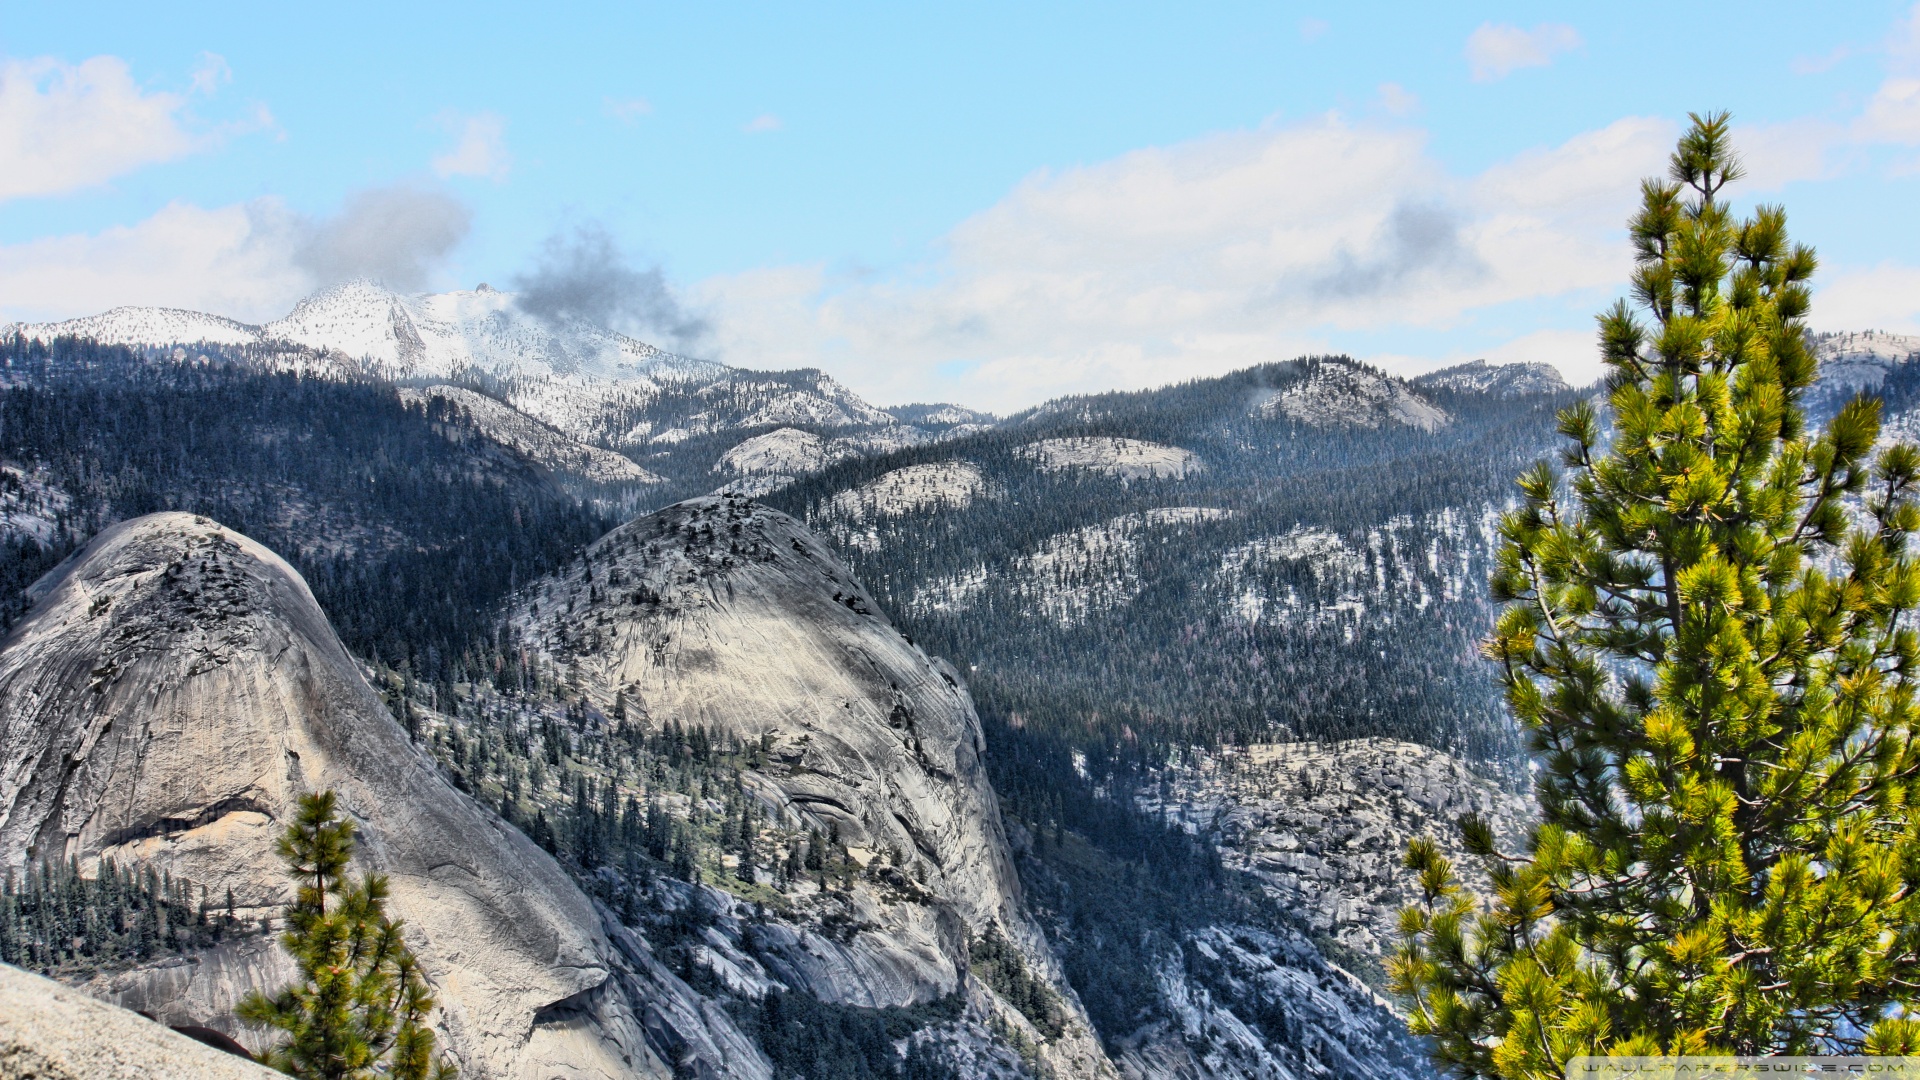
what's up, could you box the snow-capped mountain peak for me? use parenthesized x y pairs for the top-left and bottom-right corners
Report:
(7, 279), (729, 387)
(258, 279), (729, 384)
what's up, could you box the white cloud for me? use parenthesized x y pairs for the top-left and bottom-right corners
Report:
(432, 111), (511, 180)
(0, 185), (473, 325)
(1643, 11), (1920, 191)
(1299, 18), (1329, 42)
(1377, 82), (1419, 116)
(1465, 23), (1582, 83)
(189, 52), (231, 95)
(0, 56), (202, 201)
(1734, 117), (1848, 188)
(1813, 262), (1920, 334)
(604, 97), (652, 122)
(1859, 77), (1920, 144)
(1893, 3), (1920, 70)
(0, 200), (308, 323)
(1790, 45), (1854, 76)
(1473, 115), (1671, 220)
(743, 113), (782, 134)
(697, 113), (1673, 412)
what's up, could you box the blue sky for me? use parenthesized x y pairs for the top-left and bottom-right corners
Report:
(3, 1), (1919, 411)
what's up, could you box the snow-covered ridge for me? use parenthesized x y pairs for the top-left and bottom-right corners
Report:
(8, 279), (726, 386)
(1017, 436), (1203, 480)
(1813, 330), (1920, 394)
(659, 376), (900, 442)
(267, 280), (727, 383)
(4, 306), (261, 348)
(6, 282), (943, 459)
(398, 385), (663, 486)
(1258, 363), (1451, 432)
(917, 406), (988, 425)
(1413, 360), (1568, 398)
(709, 425), (968, 501)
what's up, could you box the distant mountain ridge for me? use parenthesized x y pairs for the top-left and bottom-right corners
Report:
(2, 284), (991, 499)
(16, 302), (1920, 1075)
(6, 279), (724, 385)
(1810, 330), (1920, 400)
(1413, 359), (1568, 398)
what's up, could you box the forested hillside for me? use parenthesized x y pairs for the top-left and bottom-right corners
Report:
(0, 335), (613, 680)
(768, 357), (1581, 766)
(37, 333), (1917, 1074)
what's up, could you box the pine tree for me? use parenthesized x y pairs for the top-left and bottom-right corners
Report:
(1391, 112), (1920, 1075)
(238, 791), (457, 1080)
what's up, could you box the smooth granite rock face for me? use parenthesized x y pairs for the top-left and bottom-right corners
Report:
(510, 494), (1115, 1077)
(0, 960), (282, 1080)
(0, 513), (769, 1080)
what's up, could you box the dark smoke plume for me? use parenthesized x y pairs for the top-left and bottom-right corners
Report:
(511, 224), (708, 349)
(293, 186), (472, 291)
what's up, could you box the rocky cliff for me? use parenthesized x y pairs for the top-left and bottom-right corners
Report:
(0, 513), (768, 1079)
(1141, 739), (1531, 962)
(506, 494), (1114, 1076)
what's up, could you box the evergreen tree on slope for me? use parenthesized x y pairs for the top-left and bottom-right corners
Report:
(239, 791), (456, 1080)
(1391, 112), (1920, 1074)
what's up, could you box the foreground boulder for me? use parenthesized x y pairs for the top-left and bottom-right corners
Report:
(0, 513), (766, 1079)
(0, 960), (279, 1080)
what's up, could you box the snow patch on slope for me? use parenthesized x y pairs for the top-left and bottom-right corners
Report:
(713, 474), (798, 499)
(715, 428), (853, 476)
(0, 462), (68, 545)
(398, 385), (662, 485)
(829, 462), (987, 520)
(497, 376), (682, 446)
(913, 507), (1232, 625)
(1218, 504), (1505, 630)
(1139, 738), (1529, 959)
(728, 374), (898, 429)
(1017, 437), (1202, 480)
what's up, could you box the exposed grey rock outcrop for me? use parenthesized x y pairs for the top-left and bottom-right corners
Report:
(1255, 361), (1450, 431)
(0, 513), (769, 1079)
(511, 494), (1115, 1077)
(1110, 925), (1431, 1080)
(1081, 738), (1531, 1078)
(1141, 739), (1530, 959)
(0, 960), (282, 1080)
